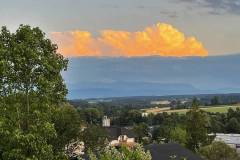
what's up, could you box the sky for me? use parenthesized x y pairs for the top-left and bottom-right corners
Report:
(0, 0), (240, 56)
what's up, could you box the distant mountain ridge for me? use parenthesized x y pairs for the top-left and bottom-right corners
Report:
(62, 54), (240, 99)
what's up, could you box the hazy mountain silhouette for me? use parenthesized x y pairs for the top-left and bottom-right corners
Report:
(62, 54), (240, 99)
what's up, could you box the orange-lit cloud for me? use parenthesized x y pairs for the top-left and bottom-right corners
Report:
(51, 23), (208, 57)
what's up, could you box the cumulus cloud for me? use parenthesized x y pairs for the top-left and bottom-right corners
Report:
(51, 23), (208, 57)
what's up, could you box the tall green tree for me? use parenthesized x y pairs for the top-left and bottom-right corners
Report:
(0, 25), (74, 159)
(80, 125), (108, 152)
(80, 108), (103, 125)
(133, 122), (150, 143)
(199, 141), (240, 160)
(51, 103), (81, 152)
(225, 117), (240, 133)
(186, 98), (208, 151)
(169, 126), (187, 146)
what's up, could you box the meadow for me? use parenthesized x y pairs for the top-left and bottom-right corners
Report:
(143, 105), (240, 114)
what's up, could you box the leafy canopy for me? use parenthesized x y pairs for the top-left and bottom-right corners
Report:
(0, 25), (78, 160)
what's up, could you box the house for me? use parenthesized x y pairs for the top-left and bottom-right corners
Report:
(213, 133), (240, 153)
(104, 126), (137, 147)
(144, 143), (203, 160)
(142, 112), (149, 117)
(102, 116), (137, 147)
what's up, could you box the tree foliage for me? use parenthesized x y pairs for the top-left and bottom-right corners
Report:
(88, 144), (151, 160)
(0, 25), (78, 159)
(211, 96), (220, 106)
(199, 141), (240, 160)
(186, 98), (209, 151)
(133, 122), (150, 143)
(169, 126), (187, 146)
(80, 125), (108, 152)
(80, 108), (103, 125)
(51, 104), (81, 151)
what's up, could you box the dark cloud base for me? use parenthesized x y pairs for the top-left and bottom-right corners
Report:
(177, 0), (240, 15)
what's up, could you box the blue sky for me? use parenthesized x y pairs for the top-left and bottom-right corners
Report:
(0, 0), (240, 55)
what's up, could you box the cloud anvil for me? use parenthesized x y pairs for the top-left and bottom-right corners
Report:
(52, 23), (208, 57)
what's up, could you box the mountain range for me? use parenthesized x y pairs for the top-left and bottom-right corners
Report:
(62, 54), (240, 99)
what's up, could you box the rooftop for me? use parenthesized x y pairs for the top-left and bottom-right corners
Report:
(144, 143), (203, 160)
(104, 126), (137, 140)
(214, 133), (240, 145)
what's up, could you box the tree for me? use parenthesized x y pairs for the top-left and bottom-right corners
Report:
(199, 141), (240, 160)
(225, 117), (240, 133)
(88, 144), (151, 160)
(0, 25), (70, 159)
(133, 122), (150, 143)
(80, 125), (108, 152)
(211, 96), (220, 106)
(209, 116), (225, 133)
(51, 103), (81, 151)
(152, 125), (172, 143)
(152, 113), (165, 125)
(81, 108), (103, 125)
(119, 109), (144, 125)
(186, 98), (208, 151)
(169, 126), (187, 146)
(227, 108), (240, 125)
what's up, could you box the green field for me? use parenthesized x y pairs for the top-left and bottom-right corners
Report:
(144, 105), (240, 114)
(201, 105), (240, 113)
